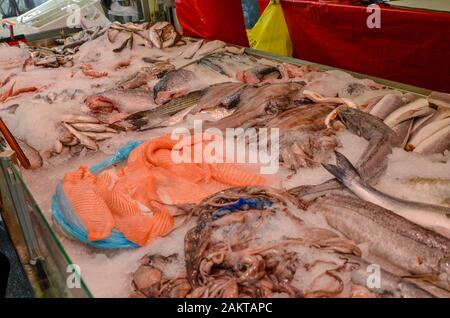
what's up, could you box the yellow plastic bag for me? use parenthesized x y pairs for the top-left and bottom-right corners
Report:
(247, 0), (293, 57)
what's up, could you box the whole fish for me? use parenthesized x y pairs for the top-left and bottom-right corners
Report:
(63, 123), (98, 150)
(408, 117), (450, 149)
(309, 191), (450, 291)
(191, 82), (247, 114)
(369, 94), (404, 119)
(71, 123), (116, 133)
(61, 114), (100, 124)
(322, 151), (450, 238)
(198, 58), (229, 77)
(181, 40), (204, 59)
(348, 256), (435, 298)
(153, 69), (197, 104)
(290, 107), (400, 199)
(194, 40), (226, 57)
(413, 125), (450, 155)
(384, 98), (432, 128)
(236, 65), (282, 84)
(124, 90), (204, 130)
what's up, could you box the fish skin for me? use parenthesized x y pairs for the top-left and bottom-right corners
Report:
(337, 107), (400, 180)
(153, 69), (197, 104)
(384, 98), (432, 128)
(392, 119), (414, 148)
(207, 82), (304, 130)
(61, 114), (100, 124)
(181, 40), (204, 59)
(70, 123), (113, 133)
(401, 177), (450, 201)
(63, 123), (98, 150)
(408, 117), (450, 148)
(290, 107), (400, 200)
(194, 40), (226, 57)
(89, 88), (157, 113)
(236, 65), (281, 84)
(369, 94), (404, 120)
(428, 91), (450, 109)
(124, 90), (204, 130)
(413, 125), (450, 154)
(348, 256), (435, 298)
(309, 192), (450, 290)
(322, 151), (450, 237)
(192, 82), (247, 113)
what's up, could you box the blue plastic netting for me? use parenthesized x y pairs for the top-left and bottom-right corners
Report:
(51, 140), (143, 249)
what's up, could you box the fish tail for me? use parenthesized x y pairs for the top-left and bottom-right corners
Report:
(322, 151), (361, 184)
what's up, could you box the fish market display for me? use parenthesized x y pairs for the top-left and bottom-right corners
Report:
(2, 21), (450, 298)
(131, 187), (436, 298)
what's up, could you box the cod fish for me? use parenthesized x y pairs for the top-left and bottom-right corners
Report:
(290, 107), (400, 200)
(384, 98), (432, 128)
(413, 125), (450, 155)
(310, 192), (450, 292)
(153, 69), (197, 104)
(322, 151), (450, 238)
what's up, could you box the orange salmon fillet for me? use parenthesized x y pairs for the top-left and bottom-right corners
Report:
(63, 167), (115, 241)
(63, 133), (267, 246)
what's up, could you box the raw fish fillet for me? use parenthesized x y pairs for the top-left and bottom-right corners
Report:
(62, 167), (115, 241)
(62, 134), (267, 246)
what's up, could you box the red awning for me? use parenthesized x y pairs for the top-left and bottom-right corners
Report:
(258, 0), (450, 92)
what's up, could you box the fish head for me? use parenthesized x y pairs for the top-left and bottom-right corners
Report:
(336, 107), (364, 137)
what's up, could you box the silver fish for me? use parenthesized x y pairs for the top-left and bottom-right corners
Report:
(400, 177), (450, 200)
(309, 191), (450, 291)
(63, 123), (98, 151)
(70, 123), (116, 133)
(61, 114), (100, 124)
(290, 107), (400, 200)
(413, 125), (450, 154)
(384, 98), (432, 128)
(181, 40), (204, 59)
(408, 117), (450, 149)
(322, 151), (450, 238)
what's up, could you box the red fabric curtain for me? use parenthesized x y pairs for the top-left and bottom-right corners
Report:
(258, 0), (450, 92)
(175, 0), (249, 47)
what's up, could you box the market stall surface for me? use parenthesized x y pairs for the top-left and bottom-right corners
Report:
(1, 22), (450, 297)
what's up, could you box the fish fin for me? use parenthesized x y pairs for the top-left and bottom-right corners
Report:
(322, 152), (361, 183)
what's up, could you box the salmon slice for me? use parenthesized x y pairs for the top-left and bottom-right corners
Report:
(108, 183), (141, 217)
(209, 163), (267, 186)
(61, 133), (266, 246)
(63, 167), (115, 241)
(113, 208), (174, 246)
